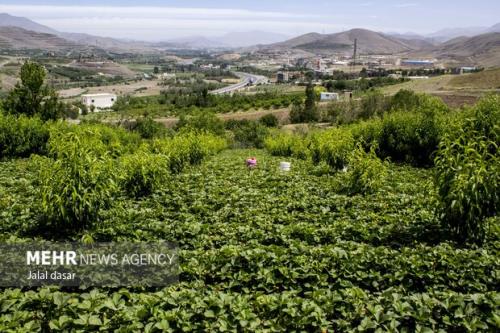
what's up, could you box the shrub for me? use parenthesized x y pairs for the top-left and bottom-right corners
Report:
(176, 111), (225, 136)
(349, 119), (382, 151)
(264, 132), (309, 159)
(389, 89), (421, 111)
(34, 130), (117, 230)
(260, 114), (279, 127)
(344, 144), (387, 195)
(434, 94), (499, 243)
(119, 150), (169, 198)
(358, 90), (389, 120)
(310, 128), (355, 170)
(225, 120), (269, 148)
(48, 122), (141, 158)
(133, 116), (167, 139)
(151, 131), (226, 173)
(378, 108), (443, 166)
(0, 114), (49, 158)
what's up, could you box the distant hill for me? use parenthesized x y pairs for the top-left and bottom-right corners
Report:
(0, 12), (154, 53)
(410, 32), (500, 67)
(0, 13), (58, 35)
(489, 23), (500, 33)
(267, 29), (421, 55)
(0, 26), (81, 51)
(160, 31), (290, 49)
(59, 32), (153, 53)
(156, 36), (228, 49)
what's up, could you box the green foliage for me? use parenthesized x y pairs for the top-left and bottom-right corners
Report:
(259, 113), (279, 127)
(389, 89), (422, 111)
(34, 130), (118, 230)
(0, 148), (498, 331)
(344, 144), (387, 195)
(48, 122), (141, 158)
(290, 83), (319, 124)
(0, 113), (49, 158)
(176, 111), (225, 136)
(358, 90), (390, 120)
(151, 131), (227, 173)
(435, 94), (500, 243)
(378, 107), (443, 166)
(3, 61), (65, 120)
(119, 150), (169, 198)
(324, 76), (406, 92)
(310, 128), (355, 170)
(225, 120), (269, 148)
(133, 116), (167, 139)
(264, 131), (309, 159)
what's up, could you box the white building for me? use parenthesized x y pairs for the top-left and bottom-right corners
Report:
(81, 93), (117, 111)
(320, 92), (339, 101)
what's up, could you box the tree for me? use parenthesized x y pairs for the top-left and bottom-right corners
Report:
(289, 83), (319, 124)
(303, 83), (319, 122)
(153, 66), (160, 74)
(4, 61), (64, 120)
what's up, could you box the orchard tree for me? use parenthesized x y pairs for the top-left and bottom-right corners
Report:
(4, 61), (64, 120)
(290, 82), (319, 123)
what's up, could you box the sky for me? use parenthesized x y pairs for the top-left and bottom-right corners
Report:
(0, 1), (499, 40)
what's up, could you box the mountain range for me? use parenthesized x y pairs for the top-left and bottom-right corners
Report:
(0, 13), (288, 51)
(268, 28), (433, 54)
(0, 12), (499, 67)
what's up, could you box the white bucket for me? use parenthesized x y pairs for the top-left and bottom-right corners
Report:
(280, 161), (291, 171)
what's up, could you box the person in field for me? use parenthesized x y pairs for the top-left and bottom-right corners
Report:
(246, 157), (257, 169)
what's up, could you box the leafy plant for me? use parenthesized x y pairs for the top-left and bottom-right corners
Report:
(434, 94), (499, 243)
(259, 114), (279, 128)
(0, 113), (49, 158)
(310, 128), (355, 170)
(344, 143), (387, 195)
(133, 116), (168, 139)
(119, 149), (170, 198)
(34, 130), (118, 230)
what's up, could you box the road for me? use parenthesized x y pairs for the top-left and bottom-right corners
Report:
(210, 72), (268, 95)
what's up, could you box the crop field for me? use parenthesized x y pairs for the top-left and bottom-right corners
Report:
(0, 147), (498, 332)
(0, 58), (498, 332)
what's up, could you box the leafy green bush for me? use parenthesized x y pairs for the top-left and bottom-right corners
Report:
(378, 108), (443, 166)
(259, 113), (279, 127)
(310, 128), (355, 170)
(225, 120), (269, 148)
(48, 122), (141, 158)
(344, 144), (387, 195)
(349, 119), (382, 151)
(34, 130), (117, 229)
(435, 94), (499, 243)
(119, 149), (169, 198)
(176, 111), (225, 135)
(389, 89), (421, 111)
(358, 90), (389, 120)
(0, 113), (49, 158)
(133, 116), (167, 139)
(264, 131), (309, 159)
(151, 131), (226, 173)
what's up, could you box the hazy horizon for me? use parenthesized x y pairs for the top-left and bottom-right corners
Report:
(0, 0), (499, 41)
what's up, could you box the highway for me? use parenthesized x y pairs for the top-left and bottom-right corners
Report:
(209, 71), (268, 95)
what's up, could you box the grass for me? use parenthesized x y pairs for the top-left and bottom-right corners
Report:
(448, 68), (500, 89)
(381, 69), (500, 96)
